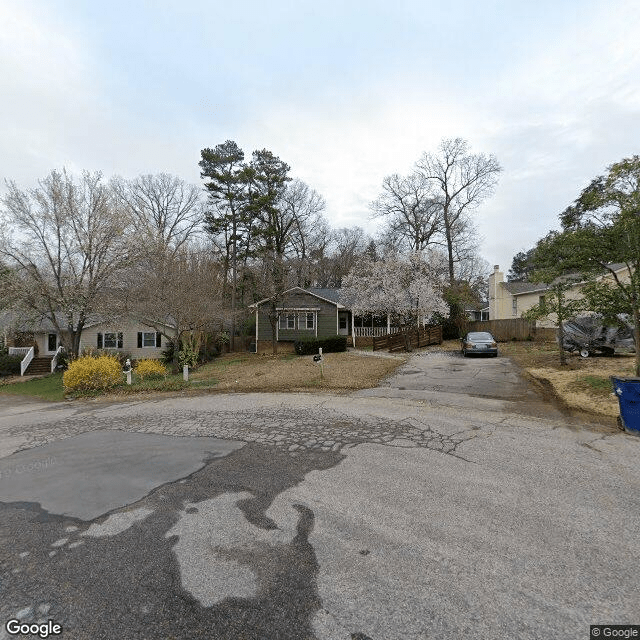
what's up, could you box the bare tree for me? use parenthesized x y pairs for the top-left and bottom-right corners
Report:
(416, 138), (501, 285)
(126, 242), (226, 367)
(282, 179), (327, 287)
(113, 173), (203, 258)
(370, 172), (442, 252)
(0, 170), (131, 357)
(320, 226), (370, 288)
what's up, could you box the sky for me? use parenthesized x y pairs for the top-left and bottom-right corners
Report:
(1, 0), (639, 275)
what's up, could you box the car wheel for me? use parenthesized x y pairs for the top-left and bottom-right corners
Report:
(579, 348), (590, 358)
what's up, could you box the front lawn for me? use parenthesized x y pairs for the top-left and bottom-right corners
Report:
(0, 373), (66, 401)
(0, 351), (406, 400)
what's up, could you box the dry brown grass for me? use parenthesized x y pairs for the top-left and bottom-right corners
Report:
(188, 350), (408, 393)
(499, 341), (635, 417)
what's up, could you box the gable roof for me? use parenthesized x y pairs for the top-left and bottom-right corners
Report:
(249, 286), (345, 309)
(503, 281), (549, 295)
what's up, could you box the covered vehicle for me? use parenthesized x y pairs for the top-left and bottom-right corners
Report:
(461, 331), (498, 357)
(561, 315), (635, 358)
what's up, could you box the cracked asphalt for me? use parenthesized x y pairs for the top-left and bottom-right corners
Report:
(0, 351), (639, 639)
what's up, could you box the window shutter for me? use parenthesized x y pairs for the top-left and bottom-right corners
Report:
(117, 333), (123, 349)
(137, 332), (142, 348)
(97, 333), (103, 349)
(156, 332), (161, 348)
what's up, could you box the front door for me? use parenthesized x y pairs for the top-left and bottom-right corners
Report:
(338, 313), (349, 336)
(47, 333), (57, 352)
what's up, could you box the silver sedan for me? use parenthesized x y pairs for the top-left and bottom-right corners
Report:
(461, 331), (499, 357)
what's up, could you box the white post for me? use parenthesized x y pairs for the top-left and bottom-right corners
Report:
(183, 365), (189, 381)
(351, 313), (355, 348)
(127, 370), (132, 385)
(387, 313), (390, 334)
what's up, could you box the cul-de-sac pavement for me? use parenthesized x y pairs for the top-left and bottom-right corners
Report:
(1, 351), (639, 640)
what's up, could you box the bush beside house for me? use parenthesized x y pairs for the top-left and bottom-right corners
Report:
(294, 335), (347, 355)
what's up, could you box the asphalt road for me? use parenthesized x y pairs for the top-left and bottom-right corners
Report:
(0, 351), (638, 639)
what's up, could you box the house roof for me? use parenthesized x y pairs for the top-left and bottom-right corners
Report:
(307, 288), (341, 303)
(503, 281), (549, 295)
(502, 263), (630, 296)
(249, 287), (345, 309)
(1, 311), (175, 332)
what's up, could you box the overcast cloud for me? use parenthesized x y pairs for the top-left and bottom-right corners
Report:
(1, 0), (639, 274)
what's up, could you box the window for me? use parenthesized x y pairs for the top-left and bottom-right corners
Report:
(339, 316), (347, 330)
(137, 332), (162, 348)
(512, 298), (518, 316)
(304, 313), (315, 330)
(97, 332), (123, 349)
(279, 314), (296, 330)
(142, 332), (157, 347)
(104, 332), (123, 349)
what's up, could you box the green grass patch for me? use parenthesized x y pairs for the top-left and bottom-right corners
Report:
(569, 374), (614, 398)
(580, 375), (613, 392)
(0, 373), (65, 401)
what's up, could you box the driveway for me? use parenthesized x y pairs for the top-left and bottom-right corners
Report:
(0, 354), (638, 639)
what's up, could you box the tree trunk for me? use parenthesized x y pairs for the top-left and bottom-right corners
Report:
(558, 319), (567, 366)
(633, 307), (640, 377)
(269, 310), (278, 355)
(443, 206), (455, 286)
(230, 219), (237, 352)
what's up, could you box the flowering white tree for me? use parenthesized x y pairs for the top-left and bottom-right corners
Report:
(340, 251), (448, 334)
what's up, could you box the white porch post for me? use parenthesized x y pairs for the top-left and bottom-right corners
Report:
(351, 312), (355, 348)
(387, 313), (390, 334)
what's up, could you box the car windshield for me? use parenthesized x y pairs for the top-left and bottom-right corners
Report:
(467, 332), (493, 341)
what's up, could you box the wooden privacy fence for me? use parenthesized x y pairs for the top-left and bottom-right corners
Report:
(373, 325), (443, 353)
(466, 318), (547, 341)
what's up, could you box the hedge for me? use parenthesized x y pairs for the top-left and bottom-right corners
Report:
(0, 354), (22, 376)
(294, 335), (347, 355)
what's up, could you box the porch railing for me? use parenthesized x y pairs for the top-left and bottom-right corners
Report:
(353, 326), (399, 337)
(9, 346), (34, 376)
(51, 346), (64, 373)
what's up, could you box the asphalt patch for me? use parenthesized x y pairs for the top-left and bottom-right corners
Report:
(0, 431), (244, 520)
(0, 443), (349, 639)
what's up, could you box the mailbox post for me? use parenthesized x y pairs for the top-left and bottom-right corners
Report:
(313, 347), (324, 379)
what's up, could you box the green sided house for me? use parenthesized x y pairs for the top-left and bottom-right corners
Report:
(249, 287), (352, 353)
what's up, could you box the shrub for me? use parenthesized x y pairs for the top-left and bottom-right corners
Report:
(81, 347), (131, 368)
(0, 354), (22, 376)
(294, 335), (347, 355)
(135, 359), (167, 380)
(63, 355), (122, 392)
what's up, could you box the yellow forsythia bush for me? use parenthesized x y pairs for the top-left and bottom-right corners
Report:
(63, 355), (122, 392)
(134, 359), (167, 380)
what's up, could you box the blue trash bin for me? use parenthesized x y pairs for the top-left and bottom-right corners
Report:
(611, 376), (640, 435)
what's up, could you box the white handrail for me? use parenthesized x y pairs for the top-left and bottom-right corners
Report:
(51, 346), (64, 373)
(353, 327), (399, 337)
(8, 347), (30, 357)
(19, 346), (34, 376)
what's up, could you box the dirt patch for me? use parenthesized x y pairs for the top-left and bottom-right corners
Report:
(188, 351), (408, 393)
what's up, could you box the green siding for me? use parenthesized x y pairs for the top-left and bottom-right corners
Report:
(257, 290), (339, 342)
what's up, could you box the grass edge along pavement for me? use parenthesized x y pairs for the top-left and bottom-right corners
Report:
(0, 351), (407, 401)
